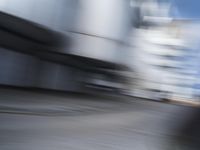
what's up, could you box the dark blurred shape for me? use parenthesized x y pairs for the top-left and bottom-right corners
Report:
(0, 11), (67, 62)
(0, 11), (64, 47)
(175, 109), (200, 150)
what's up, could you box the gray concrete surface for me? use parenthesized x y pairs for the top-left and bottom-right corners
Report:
(0, 87), (199, 150)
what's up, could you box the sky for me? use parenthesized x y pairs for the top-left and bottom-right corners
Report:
(172, 0), (200, 19)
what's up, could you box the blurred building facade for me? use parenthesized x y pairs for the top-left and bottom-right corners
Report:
(0, 0), (199, 102)
(126, 0), (200, 102)
(0, 0), (133, 93)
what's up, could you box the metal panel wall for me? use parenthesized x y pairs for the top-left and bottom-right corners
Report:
(69, 0), (132, 64)
(36, 61), (80, 91)
(0, 48), (39, 87)
(0, 0), (78, 31)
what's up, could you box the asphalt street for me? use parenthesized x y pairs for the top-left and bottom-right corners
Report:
(0, 87), (200, 150)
